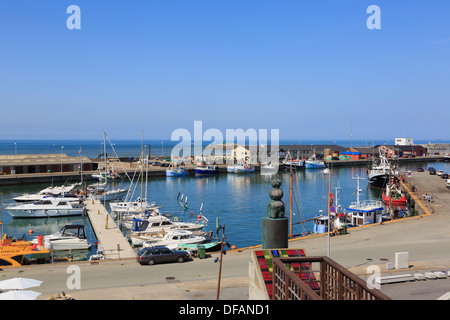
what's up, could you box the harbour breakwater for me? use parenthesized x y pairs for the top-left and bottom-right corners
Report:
(0, 155), (445, 186)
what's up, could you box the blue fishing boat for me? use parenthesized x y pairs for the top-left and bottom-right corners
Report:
(194, 165), (219, 175)
(304, 154), (325, 169)
(166, 165), (188, 177)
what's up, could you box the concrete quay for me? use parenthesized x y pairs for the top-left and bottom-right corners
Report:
(84, 199), (135, 260)
(0, 155), (445, 185)
(1, 170), (450, 300)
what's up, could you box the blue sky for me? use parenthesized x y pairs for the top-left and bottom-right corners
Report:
(0, 1), (449, 141)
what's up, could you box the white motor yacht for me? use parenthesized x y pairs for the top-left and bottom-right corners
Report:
(5, 198), (85, 218)
(13, 183), (80, 202)
(31, 225), (90, 251)
(141, 229), (207, 250)
(129, 215), (207, 246)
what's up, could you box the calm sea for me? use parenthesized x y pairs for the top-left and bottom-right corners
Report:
(1, 139), (450, 260)
(2, 139), (449, 159)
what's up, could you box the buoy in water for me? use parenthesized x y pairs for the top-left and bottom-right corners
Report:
(231, 245), (236, 250)
(28, 229), (33, 235)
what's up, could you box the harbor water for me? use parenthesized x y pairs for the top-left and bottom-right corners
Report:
(2, 158), (449, 261)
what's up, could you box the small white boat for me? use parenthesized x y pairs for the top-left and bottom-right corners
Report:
(235, 164), (255, 174)
(110, 197), (158, 215)
(260, 163), (279, 175)
(31, 225), (90, 251)
(228, 163), (255, 174)
(5, 198), (85, 218)
(141, 229), (207, 250)
(86, 183), (129, 201)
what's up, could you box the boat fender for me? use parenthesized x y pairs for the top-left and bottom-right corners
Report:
(197, 215), (202, 221)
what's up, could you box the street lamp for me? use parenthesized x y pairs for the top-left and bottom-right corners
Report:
(60, 146), (64, 172)
(323, 167), (331, 258)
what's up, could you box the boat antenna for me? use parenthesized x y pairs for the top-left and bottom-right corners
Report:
(352, 176), (365, 206)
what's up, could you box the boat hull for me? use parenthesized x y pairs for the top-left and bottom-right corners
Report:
(305, 162), (325, 169)
(368, 174), (388, 188)
(235, 168), (255, 174)
(381, 192), (407, 206)
(6, 208), (84, 218)
(283, 164), (304, 170)
(32, 238), (90, 251)
(194, 169), (219, 175)
(88, 189), (129, 201)
(166, 170), (188, 177)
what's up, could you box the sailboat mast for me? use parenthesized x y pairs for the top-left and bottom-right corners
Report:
(140, 132), (144, 205)
(104, 132), (107, 186)
(289, 165), (293, 238)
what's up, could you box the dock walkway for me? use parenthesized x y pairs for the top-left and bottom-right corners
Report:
(84, 199), (136, 260)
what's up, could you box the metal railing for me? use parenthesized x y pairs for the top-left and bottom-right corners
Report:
(272, 256), (391, 300)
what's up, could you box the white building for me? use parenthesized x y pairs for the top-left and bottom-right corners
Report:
(395, 138), (414, 146)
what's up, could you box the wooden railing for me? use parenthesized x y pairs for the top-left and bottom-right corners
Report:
(272, 256), (391, 300)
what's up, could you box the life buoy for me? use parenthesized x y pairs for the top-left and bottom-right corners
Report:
(174, 217), (178, 221)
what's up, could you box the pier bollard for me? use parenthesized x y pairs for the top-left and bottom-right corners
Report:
(105, 215), (108, 229)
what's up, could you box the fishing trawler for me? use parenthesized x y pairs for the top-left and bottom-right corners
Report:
(368, 152), (391, 188)
(382, 184), (407, 206)
(346, 177), (383, 226)
(304, 154), (325, 169)
(194, 165), (219, 175)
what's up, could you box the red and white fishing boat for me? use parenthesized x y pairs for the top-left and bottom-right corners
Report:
(382, 184), (407, 206)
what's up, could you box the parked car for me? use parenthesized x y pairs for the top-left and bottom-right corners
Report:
(437, 170), (444, 176)
(137, 246), (190, 265)
(442, 173), (448, 179)
(151, 161), (161, 166)
(417, 167), (424, 172)
(428, 167), (435, 171)
(430, 169), (436, 175)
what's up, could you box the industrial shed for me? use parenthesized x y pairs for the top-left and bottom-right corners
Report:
(0, 154), (95, 175)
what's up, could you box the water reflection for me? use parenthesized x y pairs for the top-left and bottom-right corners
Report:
(1, 161), (450, 249)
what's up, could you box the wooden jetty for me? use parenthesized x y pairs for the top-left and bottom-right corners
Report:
(84, 199), (136, 260)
